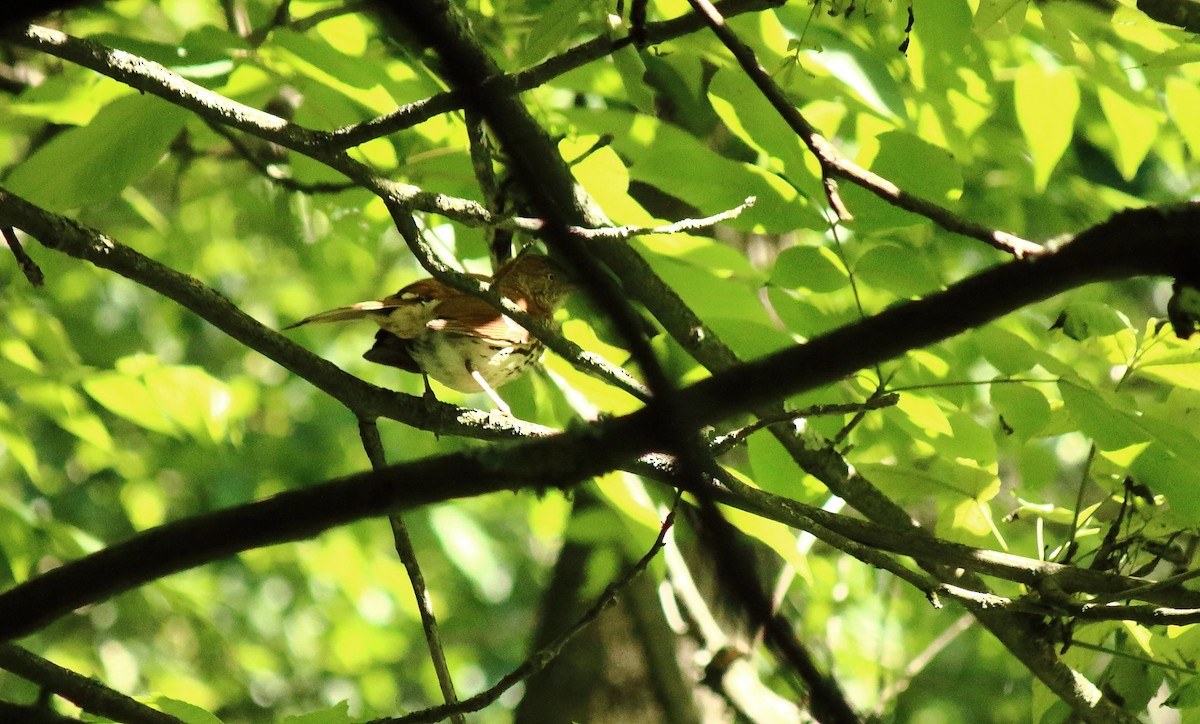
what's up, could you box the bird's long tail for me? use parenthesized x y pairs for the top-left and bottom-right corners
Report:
(283, 301), (390, 329)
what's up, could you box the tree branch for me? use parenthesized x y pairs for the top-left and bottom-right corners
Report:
(4, 198), (1193, 722)
(373, 500), (682, 724)
(325, 0), (785, 148)
(0, 184), (555, 439)
(683, 0), (1043, 258)
(0, 644), (183, 724)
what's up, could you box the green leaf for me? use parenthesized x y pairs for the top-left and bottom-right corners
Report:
(562, 109), (820, 233)
(561, 135), (646, 224)
(893, 392), (953, 438)
(1137, 357), (1200, 391)
(748, 433), (806, 496)
(1060, 382), (1200, 519)
(840, 131), (962, 229)
(1097, 85), (1161, 181)
(990, 383), (1050, 438)
(143, 366), (235, 443)
(974, 0), (1028, 39)
(520, 0), (590, 66)
(7, 72), (131, 125)
(855, 245), (939, 298)
(83, 372), (180, 437)
(1166, 677), (1200, 708)
(767, 287), (851, 338)
(1130, 443), (1200, 522)
(1058, 380), (1146, 451)
(805, 26), (909, 122)
(707, 68), (822, 199)
(6, 94), (187, 210)
(280, 702), (354, 724)
(1051, 302), (1131, 341)
(270, 28), (395, 114)
(637, 244), (774, 328)
(1014, 65), (1078, 192)
(0, 427), (40, 483)
(944, 412), (997, 465)
(708, 318), (794, 358)
(608, 16), (655, 114)
(975, 325), (1038, 375)
(1166, 76), (1200, 159)
(856, 460), (997, 501)
(148, 697), (226, 724)
(770, 245), (849, 293)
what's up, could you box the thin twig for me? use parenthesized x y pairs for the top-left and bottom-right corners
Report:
(373, 497), (683, 724)
(3, 25), (660, 404)
(358, 420), (464, 724)
(326, 0), (783, 148)
(875, 615), (974, 709)
(3, 226), (43, 286)
(569, 197), (755, 239)
(463, 110), (510, 266)
(683, 0), (1043, 259)
(1087, 566), (1200, 606)
(206, 121), (357, 194)
(709, 394), (899, 456)
(386, 208), (654, 402)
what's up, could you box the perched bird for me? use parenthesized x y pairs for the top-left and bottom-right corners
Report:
(286, 253), (574, 414)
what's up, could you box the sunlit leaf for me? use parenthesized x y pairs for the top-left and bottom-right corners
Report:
(1014, 64), (1078, 192)
(1097, 85), (1161, 181)
(974, 0), (1028, 39)
(82, 372), (180, 437)
(1166, 76), (1200, 159)
(6, 94), (187, 209)
(770, 245), (849, 293)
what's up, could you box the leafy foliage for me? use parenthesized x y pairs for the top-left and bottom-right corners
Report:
(1, 0), (1199, 722)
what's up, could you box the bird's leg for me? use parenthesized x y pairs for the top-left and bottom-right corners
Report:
(467, 363), (512, 415)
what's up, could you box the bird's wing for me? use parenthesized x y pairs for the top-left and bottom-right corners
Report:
(426, 295), (530, 344)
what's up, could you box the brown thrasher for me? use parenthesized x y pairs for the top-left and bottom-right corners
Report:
(286, 254), (574, 414)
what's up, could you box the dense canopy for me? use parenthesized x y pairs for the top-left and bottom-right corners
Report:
(2, 0), (1200, 722)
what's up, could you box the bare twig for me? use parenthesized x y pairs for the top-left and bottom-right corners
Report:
(709, 394), (899, 456)
(1086, 566), (1200, 606)
(3, 225), (43, 286)
(359, 420), (464, 724)
(372, 498), (683, 724)
(326, 0), (784, 148)
(569, 197), (755, 239)
(463, 110), (511, 265)
(206, 121), (357, 194)
(876, 615), (975, 709)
